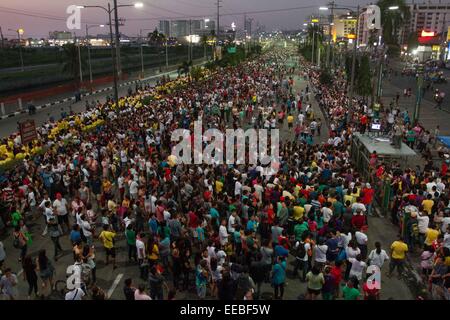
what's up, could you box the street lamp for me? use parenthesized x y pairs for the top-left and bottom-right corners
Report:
(388, 6), (399, 10)
(9, 28), (24, 72)
(139, 28), (153, 77)
(319, 7), (329, 10)
(86, 24), (105, 84)
(78, 2), (143, 104)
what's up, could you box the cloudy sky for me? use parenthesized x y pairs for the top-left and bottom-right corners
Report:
(0, 0), (370, 39)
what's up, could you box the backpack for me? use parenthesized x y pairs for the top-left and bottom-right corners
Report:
(295, 242), (306, 259)
(13, 233), (24, 249)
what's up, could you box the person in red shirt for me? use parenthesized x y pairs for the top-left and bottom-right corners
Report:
(351, 209), (366, 230)
(330, 260), (343, 298)
(361, 183), (375, 216)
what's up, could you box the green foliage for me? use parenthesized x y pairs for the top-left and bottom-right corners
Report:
(61, 43), (87, 83)
(178, 60), (192, 76)
(319, 69), (332, 85)
(190, 66), (204, 82)
(356, 55), (372, 98)
(377, 0), (410, 45)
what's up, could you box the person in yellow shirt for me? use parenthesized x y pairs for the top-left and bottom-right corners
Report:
(389, 235), (408, 278)
(99, 225), (117, 269)
(421, 194), (434, 215)
(293, 204), (305, 221)
(424, 226), (440, 247)
(215, 179), (224, 194)
(287, 114), (294, 129)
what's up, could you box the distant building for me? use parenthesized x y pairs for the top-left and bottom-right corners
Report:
(403, 2), (450, 42)
(48, 31), (73, 46)
(333, 16), (357, 40)
(158, 19), (216, 39)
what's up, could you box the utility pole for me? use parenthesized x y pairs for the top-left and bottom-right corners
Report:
(113, 0), (122, 78)
(189, 19), (192, 62)
(413, 64), (424, 123)
(0, 27), (4, 48)
(311, 26), (315, 64)
(216, 0), (222, 42)
(326, 1), (335, 68)
(349, 4), (360, 107)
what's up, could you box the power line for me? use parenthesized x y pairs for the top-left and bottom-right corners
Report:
(125, 5), (318, 21)
(0, 6), (99, 24)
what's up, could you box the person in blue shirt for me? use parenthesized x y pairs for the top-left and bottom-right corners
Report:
(196, 225), (205, 248)
(148, 214), (158, 237)
(274, 243), (289, 259)
(70, 224), (82, 245)
(272, 256), (287, 299)
(246, 215), (258, 233)
(209, 207), (220, 227)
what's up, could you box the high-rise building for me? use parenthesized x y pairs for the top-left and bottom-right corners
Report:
(403, 2), (450, 43)
(158, 19), (216, 39)
(159, 20), (170, 37)
(244, 17), (253, 37)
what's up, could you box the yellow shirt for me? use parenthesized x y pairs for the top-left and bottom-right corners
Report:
(215, 180), (224, 193)
(293, 206), (305, 220)
(424, 228), (439, 246)
(344, 195), (355, 205)
(422, 200), (434, 215)
(287, 115), (294, 124)
(391, 241), (408, 260)
(99, 231), (116, 249)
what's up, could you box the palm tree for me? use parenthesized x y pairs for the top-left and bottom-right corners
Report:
(377, 0), (410, 45)
(61, 43), (87, 86)
(178, 60), (192, 77)
(148, 28), (166, 70)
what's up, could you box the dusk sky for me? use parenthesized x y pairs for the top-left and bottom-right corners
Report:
(0, 0), (370, 39)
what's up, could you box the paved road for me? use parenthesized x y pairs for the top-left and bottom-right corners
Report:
(2, 60), (413, 300)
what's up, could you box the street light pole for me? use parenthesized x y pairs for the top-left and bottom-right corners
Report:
(77, 37), (83, 84)
(349, 4), (360, 107)
(311, 24), (315, 65)
(85, 24), (104, 84)
(113, 0), (122, 79)
(9, 28), (24, 71)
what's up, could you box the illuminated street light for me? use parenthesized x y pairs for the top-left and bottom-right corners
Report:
(388, 6), (399, 10)
(134, 2), (144, 8)
(319, 7), (329, 10)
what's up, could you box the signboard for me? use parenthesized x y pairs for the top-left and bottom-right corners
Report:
(421, 30), (435, 37)
(227, 47), (236, 54)
(347, 33), (356, 39)
(19, 120), (37, 145)
(311, 18), (319, 23)
(448, 26), (450, 41)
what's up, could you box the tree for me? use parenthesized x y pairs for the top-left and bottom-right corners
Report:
(356, 55), (372, 98)
(61, 43), (87, 85)
(148, 28), (166, 46)
(406, 32), (419, 51)
(178, 60), (192, 77)
(190, 66), (203, 82)
(377, 0), (410, 45)
(319, 69), (332, 86)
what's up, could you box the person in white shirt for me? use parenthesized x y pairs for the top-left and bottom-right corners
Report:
(321, 204), (333, 224)
(368, 242), (390, 269)
(136, 234), (146, 263)
(348, 254), (367, 281)
(228, 211), (237, 233)
(80, 215), (93, 246)
(355, 229), (369, 260)
(129, 178), (139, 200)
(65, 287), (85, 300)
(219, 219), (229, 246)
(417, 212), (430, 244)
(313, 238), (328, 267)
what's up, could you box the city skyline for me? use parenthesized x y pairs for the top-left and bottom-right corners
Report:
(0, 0), (372, 39)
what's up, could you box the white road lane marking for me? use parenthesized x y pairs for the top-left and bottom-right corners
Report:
(107, 273), (124, 299)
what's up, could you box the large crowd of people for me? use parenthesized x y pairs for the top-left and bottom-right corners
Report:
(0, 46), (449, 301)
